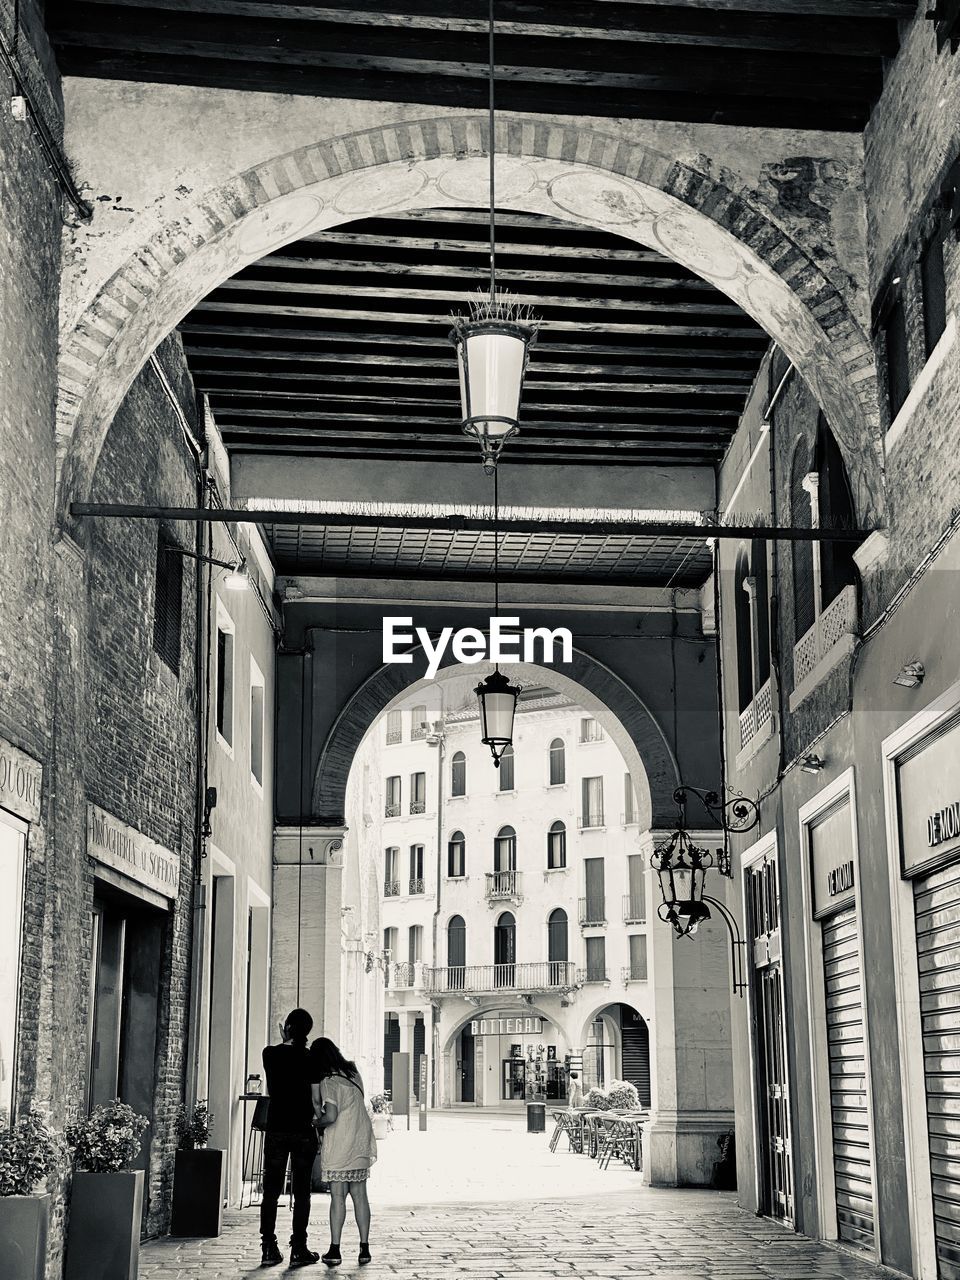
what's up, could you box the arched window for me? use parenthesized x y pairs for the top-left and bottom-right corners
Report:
(494, 825), (517, 872)
(499, 744), (515, 791)
(447, 830), (466, 879)
(734, 547), (753, 713)
(815, 416), (858, 608)
(547, 908), (568, 984)
(494, 912), (516, 987)
(547, 820), (566, 870)
(450, 750), (466, 797)
(548, 737), (565, 786)
(735, 540), (772, 714)
(790, 439), (816, 642)
(447, 915), (466, 991)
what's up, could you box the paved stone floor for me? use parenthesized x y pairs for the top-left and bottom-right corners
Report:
(141, 1114), (898, 1279)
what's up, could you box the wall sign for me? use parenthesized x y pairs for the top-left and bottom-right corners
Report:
(0, 736), (42, 824)
(810, 796), (856, 919)
(470, 1017), (543, 1037)
(87, 803), (180, 901)
(898, 712), (960, 877)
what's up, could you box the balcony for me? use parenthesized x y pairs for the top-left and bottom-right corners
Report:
(486, 870), (522, 904)
(621, 964), (648, 983)
(789, 585), (858, 712)
(411, 722), (428, 741)
(620, 811), (639, 827)
(384, 803), (401, 818)
(579, 898), (606, 927)
(578, 813), (605, 831)
(738, 677), (774, 756)
(623, 894), (645, 925)
(410, 800), (426, 815)
(578, 967), (609, 984)
(386, 961), (425, 992)
(408, 877), (425, 895)
(383, 879), (400, 897)
(386, 727), (402, 745)
(580, 725), (604, 743)
(425, 960), (575, 995)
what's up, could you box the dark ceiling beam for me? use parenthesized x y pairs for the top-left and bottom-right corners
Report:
(57, 0), (900, 57)
(270, 561), (712, 590)
(214, 423), (731, 448)
(195, 371), (750, 396)
(299, 228), (672, 263)
(224, 441), (718, 464)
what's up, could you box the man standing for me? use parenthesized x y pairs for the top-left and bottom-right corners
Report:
(259, 1008), (321, 1268)
(567, 1070), (585, 1110)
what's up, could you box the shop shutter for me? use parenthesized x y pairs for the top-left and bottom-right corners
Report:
(915, 860), (960, 1280)
(383, 1016), (400, 1093)
(620, 1012), (651, 1107)
(822, 907), (874, 1251)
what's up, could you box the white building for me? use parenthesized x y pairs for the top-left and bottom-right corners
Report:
(345, 675), (655, 1112)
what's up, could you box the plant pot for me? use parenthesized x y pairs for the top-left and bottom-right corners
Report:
(171, 1149), (224, 1237)
(0, 1193), (50, 1280)
(371, 1114), (390, 1141)
(66, 1170), (143, 1280)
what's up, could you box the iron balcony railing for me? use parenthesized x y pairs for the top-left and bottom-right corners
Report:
(620, 810), (639, 826)
(579, 897), (607, 927)
(387, 961), (425, 991)
(425, 960), (575, 995)
(383, 879), (400, 897)
(411, 723), (428, 740)
(621, 964), (648, 983)
(580, 725), (604, 743)
(623, 894), (646, 925)
(408, 877), (425, 895)
(384, 802), (401, 818)
(410, 800), (426, 814)
(386, 727), (402, 745)
(578, 813), (605, 830)
(486, 870), (521, 901)
(578, 966), (609, 984)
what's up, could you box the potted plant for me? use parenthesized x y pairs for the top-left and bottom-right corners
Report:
(367, 1092), (392, 1141)
(64, 1099), (148, 1280)
(0, 1110), (62, 1280)
(604, 1080), (640, 1111)
(171, 1101), (224, 1238)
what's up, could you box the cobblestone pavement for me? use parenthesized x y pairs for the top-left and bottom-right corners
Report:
(141, 1116), (897, 1280)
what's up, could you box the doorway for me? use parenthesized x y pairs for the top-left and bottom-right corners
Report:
(458, 1024), (475, 1103)
(494, 912), (516, 988)
(502, 1058), (525, 1101)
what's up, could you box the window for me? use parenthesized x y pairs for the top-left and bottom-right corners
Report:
(790, 442), (816, 643)
(623, 774), (637, 825)
(494, 825), (517, 872)
(581, 777), (604, 828)
(548, 737), (565, 785)
(383, 927), (398, 987)
(215, 604), (235, 748)
(494, 912), (516, 987)
(447, 831), (466, 879)
(408, 925), (423, 966)
(385, 710), (402, 745)
(626, 854), (646, 923)
(447, 915), (466, 985)
(548, 909), (568, 981)
(583, 857), (605, 924)
(410, 705), (428, 740)
(450, 751), (466, 797)
(385, 776), (401, 818)
(547, 821), (566, 870)
(921, 229), (948, 358)
(628, 934), (648, 981)
(584, 936), (606, 983)
(249, 657), (265, 788)
(580, 717), (603, 743)
(734, 540), (771, 714)
(409, 844), (424, 894)
(152, 532), (183, 675)
(410, 771), (426, 814)
(383, 848), (400, 896)
(0, 816), (26, 1124)
(499, 744), (515, 791)
(815, 418), (858, 610)
(882, 292), (910, 421)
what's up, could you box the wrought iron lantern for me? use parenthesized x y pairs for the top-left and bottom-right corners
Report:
(450, 304), (537, 474)
(475, 666), (520, 767)
(651, 829), (715, 938)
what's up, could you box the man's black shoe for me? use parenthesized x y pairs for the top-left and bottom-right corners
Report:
(260, 1236), (283, 1267)
(290, 1242), (321, 1268)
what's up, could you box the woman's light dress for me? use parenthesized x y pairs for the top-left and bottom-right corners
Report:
(320, 1074), (378, 1183)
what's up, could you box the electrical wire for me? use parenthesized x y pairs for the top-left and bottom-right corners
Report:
(488, 0), (496, 306)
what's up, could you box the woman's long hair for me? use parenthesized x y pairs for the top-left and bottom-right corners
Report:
(309, 1037), (361, 1088)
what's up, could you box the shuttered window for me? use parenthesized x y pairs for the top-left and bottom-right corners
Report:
(628, 934), (647, 981)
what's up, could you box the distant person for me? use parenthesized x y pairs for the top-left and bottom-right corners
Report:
(259, 1008), (321, 1269)
(568, 1070), (585, 1109)
(310, 1037), (378, 1268)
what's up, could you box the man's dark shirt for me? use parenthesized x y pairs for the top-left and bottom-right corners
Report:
(262, 1043), (315, 1134)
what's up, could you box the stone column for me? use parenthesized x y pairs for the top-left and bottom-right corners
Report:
(272, 826), (346, 1038)
(642, 829), (736, 1188)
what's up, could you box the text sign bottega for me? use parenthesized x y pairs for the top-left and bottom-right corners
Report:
(87, 803), (180, 900)
(469, 1016), (543, 1037)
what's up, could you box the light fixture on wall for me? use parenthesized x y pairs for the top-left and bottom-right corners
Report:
(449, 0), (538, 474)
(800, 753), (825, 774)
(223, 558), (250, 591)
(893, 660), (925, 688)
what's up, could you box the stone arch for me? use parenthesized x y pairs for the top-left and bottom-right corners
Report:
(578, 1001), (650, 1049)
(440, 1002), (569, 1057)
(314, 654), (675, 828)
(57, 114), (882, 527)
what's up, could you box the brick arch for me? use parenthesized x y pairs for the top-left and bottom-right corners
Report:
(312, 654), (678, 829)
(57, 114), (882, 527)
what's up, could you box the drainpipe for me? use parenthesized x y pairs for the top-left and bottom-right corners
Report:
(429, 688), (446, 1108)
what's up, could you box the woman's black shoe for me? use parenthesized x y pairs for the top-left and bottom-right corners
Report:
(358, 1243), (372, 1266)
(260, 1236), (283, 1267)
(321, 1245), (342, 1267)
(289, 1242), (320, 1268)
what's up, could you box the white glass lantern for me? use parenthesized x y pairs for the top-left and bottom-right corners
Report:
(450, 315), (536, 474)
(651, 833), (714, 938)
(475, 668), (521, 766)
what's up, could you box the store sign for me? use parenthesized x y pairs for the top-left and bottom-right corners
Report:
(898, 714), (960, 877)
(470, 1017), (543, 1037)
(810, 797), (855, 919)
(87, 803), (180, 900)
(0, 736), (42, 823)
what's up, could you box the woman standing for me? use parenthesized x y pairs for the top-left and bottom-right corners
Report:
(310, 1037), (377, 1267)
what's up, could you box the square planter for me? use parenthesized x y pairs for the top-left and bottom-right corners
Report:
(0, 1193), (50, 1280)
(171, 1148), (224, 1237)
(66, 1169), (143, 1280)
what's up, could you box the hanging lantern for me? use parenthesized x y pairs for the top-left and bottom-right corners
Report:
(650, 831), (715, 938)
(475, 667), (521, 766)
(450, 301), (537, 474)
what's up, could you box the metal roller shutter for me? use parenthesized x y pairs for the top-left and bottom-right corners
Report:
(620, 1015), (651, 1107)
(822, 907), (874, 1251)
(915, 861), (960, 1280)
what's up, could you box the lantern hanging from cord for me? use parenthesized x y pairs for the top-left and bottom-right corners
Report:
(475, 666), (521, 767)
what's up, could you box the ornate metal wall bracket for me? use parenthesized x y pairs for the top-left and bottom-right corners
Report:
(701, 895), (748, 998)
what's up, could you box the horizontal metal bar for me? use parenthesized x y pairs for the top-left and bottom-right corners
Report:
(71, 502), (872, 544)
